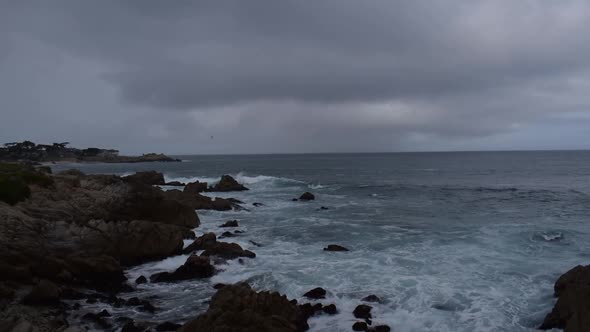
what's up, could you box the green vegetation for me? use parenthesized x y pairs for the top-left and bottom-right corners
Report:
(0, 162), (54, 205)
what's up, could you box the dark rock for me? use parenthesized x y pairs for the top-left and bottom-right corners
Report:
(122, 321), (145, 332)
(208, 175), (249, 192)
(554, 265), (590, 297)
(317, 206), (329, 211)
(323, 244), (349, 252)
(151, 255), (215, 283)
(213, 283), (226, 289)
(219, 220), (239, 228)
(220, 231), (235, 238)
(253, 202), (264, 207)
(373, 325), (391, 332)
(156, 322), (182, 331)
(135, 276), (147, 285)
(234, 230), (245, 234)
(184, 181), (208, 194)
(98, 309), (111, 317)
(23, 279), (61, 305)
(165, 181), (185, 186)
(249, 240), (262, 247)
(177, 283), (308, 332)
(299, 192), (315, 201)
(300, 303), (324, 319)
(183, 233), (217, 254)
(540, 265), (590, 331)
(0, 283), (15, 300)
(201, 242), (256, 260)
(123, 171), (165, 185)
(303, 287), (326, 299)
(323, 304), (338, 315)
(362, 295), (382, 303)
(353, 304), (373, 319)
(126, 297), (141, 306)
(292, 198), (298, 201)
(65, 254), (127, 291)
(139, 300), (156, 313)
(82, 312), (111, 329)
(353, 321), (369, 331)
(183, 230), (196, 240)
(227, 198), (245, 204)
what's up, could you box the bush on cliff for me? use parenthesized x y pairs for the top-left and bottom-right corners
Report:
(0, 162), (54, 204)
(0, 175), (31, 205)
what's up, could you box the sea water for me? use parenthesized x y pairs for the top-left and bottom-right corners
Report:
(53, 151), (590, 332)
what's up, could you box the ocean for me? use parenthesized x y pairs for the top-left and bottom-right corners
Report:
(52, 151), (590, 332)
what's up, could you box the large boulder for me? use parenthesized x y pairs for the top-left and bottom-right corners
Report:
(540, 265), (590, 331)
(150, 255), (215, 283)
(123, 171), (165, 186)
(178, 283), (308, 332)
(208, 175), (249, 192)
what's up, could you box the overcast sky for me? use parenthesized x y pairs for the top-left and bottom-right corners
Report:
(1, 1), (590, 154)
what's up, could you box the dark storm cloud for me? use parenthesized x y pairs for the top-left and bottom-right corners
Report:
(1, 0), (590, 153)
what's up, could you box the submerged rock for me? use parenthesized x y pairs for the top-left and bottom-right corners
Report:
(303, 287), (326, 299)
(178, 283), (308, 332)
(540, 264), (590, 331)
(208, 175), (249, 192)
(373, 325), (391, 332)
(299, 192), (315, 201)
(219, 220), (239, 228)
(323, 244), (349, 252)
(135, 276), (147, 285)
(165, 181), (185, 187)
(151, 255), (215, 283)
(201, 242), (256, 260)
(362, 295), (382, 303)
(156, 322), (182, 331)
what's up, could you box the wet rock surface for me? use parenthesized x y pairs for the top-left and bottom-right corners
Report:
(177, 283), (308, 332)
(540, 264), (590, 331)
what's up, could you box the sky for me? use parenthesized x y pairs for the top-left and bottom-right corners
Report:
(1, 0), (590, 155)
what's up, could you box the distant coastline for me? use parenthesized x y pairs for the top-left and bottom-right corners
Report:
(0, 140), (180, 163)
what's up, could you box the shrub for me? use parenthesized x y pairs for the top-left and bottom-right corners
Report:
(0, 175), (31, 205)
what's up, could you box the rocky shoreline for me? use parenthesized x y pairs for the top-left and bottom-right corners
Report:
(0, 162), (586, 331)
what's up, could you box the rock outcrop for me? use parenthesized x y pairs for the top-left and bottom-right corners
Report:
(303, 287), (326, 300)
(178, 283), (308, 332)
(123, 171), (165, 186)
(151, 255), (215, 283)
(299, 192), (315, 201)
(323, 244), (349, 252)
(540, 265), (590, 331)
(184, 181), (208, 194)
(208, 175), (249, 192)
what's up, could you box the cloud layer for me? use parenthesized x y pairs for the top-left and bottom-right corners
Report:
(1, 0), (590, 154)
